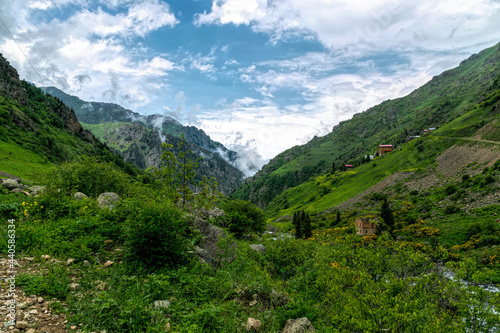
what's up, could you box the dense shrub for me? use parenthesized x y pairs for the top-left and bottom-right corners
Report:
(43, 157), (138, 197)
(444, 184), (457, 195)
(124, 200), (191, 272)
(444, 204), (460, 214)
(221, 199), (266, 237)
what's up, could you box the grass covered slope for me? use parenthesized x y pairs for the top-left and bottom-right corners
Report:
(0, 141), (51, 179)
(233, 42), (500, 208)
(0, 53), (141, 179)
(1, 159), (499, 332)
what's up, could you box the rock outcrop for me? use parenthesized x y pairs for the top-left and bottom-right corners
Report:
(193, 217), (237, 268)
(98, 192), (120, 208)
(281, 317), (315, 333)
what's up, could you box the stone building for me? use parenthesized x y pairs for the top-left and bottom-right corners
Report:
(355, 217), (378, 236)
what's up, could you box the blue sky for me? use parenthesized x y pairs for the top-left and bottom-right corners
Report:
(1, 0), (500, 174)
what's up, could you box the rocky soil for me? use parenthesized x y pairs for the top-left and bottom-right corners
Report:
(0, 258), (69, 333)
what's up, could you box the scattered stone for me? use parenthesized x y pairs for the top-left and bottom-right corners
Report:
(15, 321), (29, 329)
(66, 258), (75, 266)
(1, 178), (21, 190)
(28, 185), (46, 196)
(26, 329), (36, 333)
(83, 260), (91, 267)
(103, 260), (114, 267)
(68, 283), (80, 291)
(103, 240), (113, 244)
(74, 192), (89, 200)
(98, 192), (120, 208)
(282, 317), (316, 333)
(40, 255), (50, 260)
(249, 300), (258, 307)
(154, 300), (171, 308)
(249, 244), (266, 253)
(95, 280), (108, 291)
(10, 188), (27, 194)
(245, 318), (262, 332)
(165, 322), (171, 331)
(70, 325), (77, 330)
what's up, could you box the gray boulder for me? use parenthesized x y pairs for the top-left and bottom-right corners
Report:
(282, 318), (315, 333)
(74, 192), (89, 200)
(193, 217), (237, 268)
(2, 178), (22, 190)
(250, 244), (266, 253)
(98, 192), (119, 208)
(28, 185), (45, 196)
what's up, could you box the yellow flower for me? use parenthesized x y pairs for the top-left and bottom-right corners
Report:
(22, 202), (25, 206)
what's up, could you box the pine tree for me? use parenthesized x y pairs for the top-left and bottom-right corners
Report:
(336, 210), (341, 225)
(295, 211), (304, 239)
(331, 162), (336, 173)
(303, 212), (312, 239)
(380, 198), (395, 234)
(177, 133), (200, 207)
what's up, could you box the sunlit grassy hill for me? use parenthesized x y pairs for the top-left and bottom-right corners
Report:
(233, 42), (500, 210)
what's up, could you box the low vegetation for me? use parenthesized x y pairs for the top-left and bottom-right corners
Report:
(1, 155), (499, 332)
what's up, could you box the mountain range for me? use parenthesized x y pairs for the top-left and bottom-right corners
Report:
(41, 87), (246, 194)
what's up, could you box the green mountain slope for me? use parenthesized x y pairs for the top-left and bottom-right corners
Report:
(42, 87), (247, 193)
(0, 53), (139, 179)
(233, 42), (500, 208)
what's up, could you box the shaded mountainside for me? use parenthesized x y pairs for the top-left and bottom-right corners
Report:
(0, 53), (139, 178)
(41, 87), (245, 194)
(233, 42), (500, 208)
(42, 86), (239, 161)
(82, 122), (244, 194)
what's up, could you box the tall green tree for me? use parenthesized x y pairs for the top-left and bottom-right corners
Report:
(303, 212), (312, 239)
(177, 133), (198, 207)
(380, 198), (395, 234)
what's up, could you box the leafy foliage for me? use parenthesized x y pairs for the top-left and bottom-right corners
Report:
(221, 199), (266, 237)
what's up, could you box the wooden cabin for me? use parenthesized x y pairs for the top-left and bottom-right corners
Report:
(378, 144), (393, 155)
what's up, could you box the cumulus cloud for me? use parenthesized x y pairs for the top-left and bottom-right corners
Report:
(0, 0), (179, 111)
(195, 0), (500, 54)
(195, 0), (267, 26)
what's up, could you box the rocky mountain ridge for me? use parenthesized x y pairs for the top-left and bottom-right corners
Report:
(41, 87), (245, 194)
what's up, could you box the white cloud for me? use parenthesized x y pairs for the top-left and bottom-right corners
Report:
(0, 0), (179, 111)
(195, 0), (267, 26)
(195, 0), (500, 54)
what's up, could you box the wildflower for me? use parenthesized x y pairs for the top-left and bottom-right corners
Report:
(22, 202), (25, 206)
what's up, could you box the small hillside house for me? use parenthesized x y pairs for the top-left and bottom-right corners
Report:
(379, 144), (393, 155)
(345, 164), (353, 169)
(355, 217), (379, 236)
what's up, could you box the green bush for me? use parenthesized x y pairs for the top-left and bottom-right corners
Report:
(221, 199), (266, 237)
(444, 184), (457, 195)
(43, 157), (138, 197)
(444, 204), (460, 214)
(483, 175), (496, 186)
(462, 174), (470, 183)
(124, 200), (190, 272)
